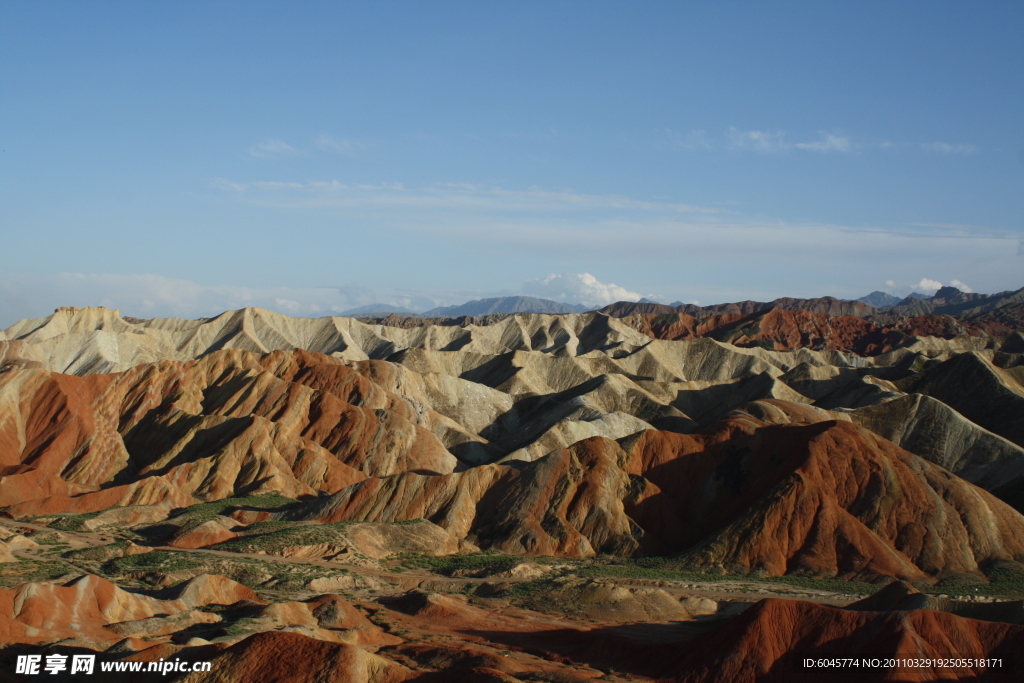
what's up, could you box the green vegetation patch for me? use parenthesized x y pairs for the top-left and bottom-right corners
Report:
(926, 561), (1024, 599)
(166, 494), (301, 533)
(209, 522), (351, 554)
(573, 557), (884, 596)
(221, 617), (259, 638)
(101, 550), (203, 575)
(473, 578), (583, 614)
(651, 313), (681, 326)
(63, 540), (129, 562)
(92, 545), (353, 594)
(397, 552), (546, 577)
(0, 559), (74, 588)
(48, 512), (103, 532)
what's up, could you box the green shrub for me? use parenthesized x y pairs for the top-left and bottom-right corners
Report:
(63, 540), (129, 561)
(396, 552), (540, 576)
(101, 550), (202, 575)
(0, 560), (72, 588)
(209, 522), (351, 554)
(49, 513), (103, 532)
(166, 494), (301, 532)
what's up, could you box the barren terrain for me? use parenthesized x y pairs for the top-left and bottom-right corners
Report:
(2, 299), (1024, 681)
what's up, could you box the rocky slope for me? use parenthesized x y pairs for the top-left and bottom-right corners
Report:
(666, 598), (1024, 682)
(600, 295), (879, 318)
(2, 307), (1024, 577)
(4, 303), (1024, 680)
(624, 419), (1024, 581)
(0, 349), (472, 517)
(617, 307), (1022, 355)
(887, 285), (1024, 316)
(276, 415), (1024, 581)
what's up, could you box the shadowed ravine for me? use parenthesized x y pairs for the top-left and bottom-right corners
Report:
(2, 304), (1024, 682)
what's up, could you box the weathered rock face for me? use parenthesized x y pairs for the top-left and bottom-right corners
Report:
(897, 351), (1024, 448)
(282, 414), (1024, 580)
(623, 419), (1024, 581)
(847, 579), (1024, 625)
(305, 593), (381, 633)
(0, 306), (655, 375)
(156, 574), (260, 608)
(0, 531), (36, 563)
(341, 520), (459, 560)
(0, 349), (462, 517)
(666, 598), (1024, 682)
(844, 393), (1024, 510)
(3, 306), (1024, 584)
(6, 304), (1024, 679)
(636, 307), (1023, 354)
(282, 437), (642, 557)
(108, 608), (222, 639)
(168, 519), (240, 549)
(602, 295), (880, 318)
(0, 574), (186, 644)
(172, 631), (412, 683)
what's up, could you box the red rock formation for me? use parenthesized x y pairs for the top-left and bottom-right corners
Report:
(284, 437), (641, 557)
(665, 598), (1024, 682)
(622, 419), (1024, 581)
(0, 574), (185, 644)
(173, 631), (412, 683)
(168, 520), (239, 549)
(0, 349), (460, 517)
(283, 414), (1024, 580)
(157, 574), (260, 608)
(619, 307), (1019, 354)
(601, 296), (878, 318)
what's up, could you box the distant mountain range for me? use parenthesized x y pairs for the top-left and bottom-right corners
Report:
(340, 303), (420, 317)
(600, 295), (876, 318)
(339, 286), (1024, 323)
(420, 296), (591, 318)
(856, 291), (903, 308)
(599, 286), (1024, 320)
(884, 286), (1024, 316)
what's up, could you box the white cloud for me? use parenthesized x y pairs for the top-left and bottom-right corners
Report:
(215, 178), (1014, 258)
(726, 128), (852, 153)
(273, 297), (306, 312)
(214, 179), (722, 214)
(211, 178), (248, 192)
(523, 273), (644, 308)
(206, 178), (1023, 302)
(880, 278), (975, 297)
(906, 222), (995, 232)
(0, 273), (350, 323)
(671, 130), (976, 156)
(249, 140), (301, 158)
(794, 134), (851, 152)
(921, 142), (978, 155)
(0, 273), (507, 328)
(726, 127), (788, 153)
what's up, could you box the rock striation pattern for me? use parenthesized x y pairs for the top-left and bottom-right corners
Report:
(2, 305), (1024, 582)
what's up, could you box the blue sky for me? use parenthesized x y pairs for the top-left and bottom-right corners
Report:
(2, 1), (1022, 324)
